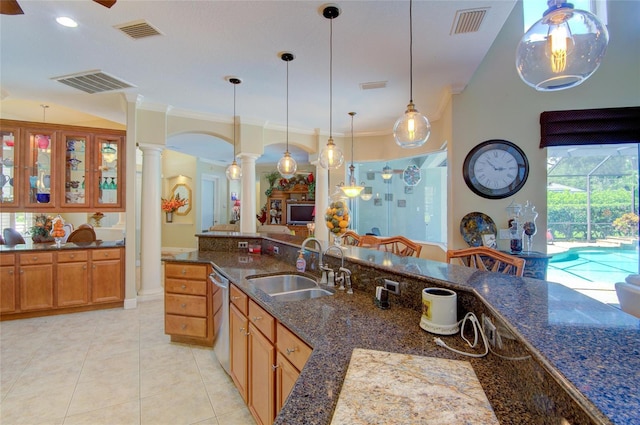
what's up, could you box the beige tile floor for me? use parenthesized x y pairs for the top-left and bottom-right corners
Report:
(0, 299), (256, 425)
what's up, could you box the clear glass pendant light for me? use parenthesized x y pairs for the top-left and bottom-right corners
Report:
(319, 5), (344, 170)
(277, 52), (298, 178)
(516, 0), (609, 91)
(340, 112), (364, 197)
(225, 77), (242, 181)
(393, 0), (430, 149)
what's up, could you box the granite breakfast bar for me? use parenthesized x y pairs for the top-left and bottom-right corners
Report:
(162, 233), (640, 425)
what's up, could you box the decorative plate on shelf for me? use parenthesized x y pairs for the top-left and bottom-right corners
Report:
(460, 212), (497, 247)
(402, 164), (421, 186)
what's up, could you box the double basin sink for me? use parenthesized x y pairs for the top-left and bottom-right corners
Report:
(246, 274), (333, 301)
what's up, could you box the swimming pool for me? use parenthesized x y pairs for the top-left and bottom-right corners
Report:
(547, 246), (639, 305)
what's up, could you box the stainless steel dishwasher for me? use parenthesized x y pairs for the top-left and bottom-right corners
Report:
(210, 268), (230, 375)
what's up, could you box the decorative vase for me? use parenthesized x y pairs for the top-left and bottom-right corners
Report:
(325, 188), (350, 246)
(521, 201), (538, 253)
(166, 211), (173, 223)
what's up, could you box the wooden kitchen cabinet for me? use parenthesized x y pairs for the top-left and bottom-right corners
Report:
(18, 252), (54, 311)
(249, 321), (276, 425)
(0, 119), (125, 212)
(275, 322), (312, 413)
(91, 248), (124, 303)
(164, 262), (213, 345)
(0, 254), (17, 313)
(230, 302), (249, 403)
(56, 250), (89, 307)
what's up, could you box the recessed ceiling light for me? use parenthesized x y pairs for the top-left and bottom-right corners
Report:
(56, 17), (78, 28)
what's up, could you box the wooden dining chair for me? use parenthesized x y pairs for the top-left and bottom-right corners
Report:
(446, 246), (525, 277)
(3, 228), (26, 245)
(341, 230), (361, 246)
(378, 236), (422, 258)
(67, 227), (97, 243)
(358, 235), (382, 249)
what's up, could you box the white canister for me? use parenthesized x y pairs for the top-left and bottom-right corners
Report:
(420, 288), (459, 335)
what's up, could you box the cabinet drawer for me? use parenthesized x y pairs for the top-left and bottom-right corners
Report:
(165, 314), (207, 338)
(92, 249), (120, 261)
(165, 263), (207, 280)
(0, 254), (15, 266)
(165, 278), (207, 296)
(166, 294), (207, 317)
(19, 252), (53, 265)
(57, 250), (88, 263)
(277, 322), (312, 372)
(230, 284), (248, 315)
(249, 299), (275, 342)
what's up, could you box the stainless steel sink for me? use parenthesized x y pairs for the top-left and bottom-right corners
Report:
(270, 288), (333, 302)
(246, 274), (319, 294)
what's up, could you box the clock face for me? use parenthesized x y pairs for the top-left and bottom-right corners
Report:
(463, 140), (529, 199)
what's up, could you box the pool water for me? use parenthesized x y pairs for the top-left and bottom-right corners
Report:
(547, 247), (639, 305)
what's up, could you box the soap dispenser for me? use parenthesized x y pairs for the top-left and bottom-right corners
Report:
(296, 251), (307, 273)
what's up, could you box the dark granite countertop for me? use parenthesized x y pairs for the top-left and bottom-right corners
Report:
(0, 240), (125, 252)
(164, 238), (640, 425)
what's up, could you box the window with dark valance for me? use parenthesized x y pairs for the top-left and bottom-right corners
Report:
(540, 106), (640, 148)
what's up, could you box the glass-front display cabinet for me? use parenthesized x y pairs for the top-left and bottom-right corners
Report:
(60, 131), (90, 208)
(94, 135), (123, 208)
(0, 126), (19, 207)
(24, 128), (57, 209)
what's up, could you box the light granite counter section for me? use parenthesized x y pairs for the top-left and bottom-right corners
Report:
(330, 348), (499, 425)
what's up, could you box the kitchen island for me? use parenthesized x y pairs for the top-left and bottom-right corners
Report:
(163, 233), (640, 425)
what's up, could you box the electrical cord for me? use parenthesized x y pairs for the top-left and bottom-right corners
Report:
(433, 312), (489, 358)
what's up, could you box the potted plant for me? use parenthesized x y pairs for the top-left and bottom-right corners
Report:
(161, 194), (188, 222)
(28, 214), (54, 243)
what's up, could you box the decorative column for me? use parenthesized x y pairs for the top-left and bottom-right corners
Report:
(313, 159), (329, 242)
(239, 153), (260, 234)
(138, 144), (164, 299)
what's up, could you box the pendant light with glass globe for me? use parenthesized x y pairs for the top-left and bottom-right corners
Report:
(225, 77), (242, 180)
(277, 52), (298, 178)
(393, 0), (431, 149)
(340, 112), (364, 197)
(515, 0), (609, 91)
(318, 4), (344, 170)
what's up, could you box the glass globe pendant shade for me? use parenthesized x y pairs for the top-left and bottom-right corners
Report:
(393, 102), (431, 148)
(515, 1), (609, 91)
(225, 160), (242, 180)
(319, 137), (344, 170)
(277, 151), (297, 179)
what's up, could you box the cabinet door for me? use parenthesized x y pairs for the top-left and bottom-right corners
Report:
(230, 303), (249, 403)
(0, 265), (17, 313)
(19, 264), (54, 311)
(93, 135), (124, 209)
(59, 131), (91, 208)
(276, 351), (300, 413)
(57, 262), (89, 307)
(91, 258), (122, 303)
(0, 125), (20, 208)
(23, 127), (57, 208)
(248, 322), (276, 425)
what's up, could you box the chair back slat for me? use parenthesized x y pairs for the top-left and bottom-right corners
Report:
(446, 246), (525, 277)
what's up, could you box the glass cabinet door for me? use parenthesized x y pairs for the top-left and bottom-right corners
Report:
(24, 128), (56, 208)
(0, 126), (19, 207)
(61, 132), (90, 208)
(95, 135), (123, 208)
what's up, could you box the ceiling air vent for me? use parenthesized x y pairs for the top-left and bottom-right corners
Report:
(53, 70), (135, 94)
(115, 19), (162, 40)
(360, 81), (387, 91)
(451, 8), (488, 34)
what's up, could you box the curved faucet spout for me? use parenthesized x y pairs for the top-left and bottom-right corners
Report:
(301, 237), (324, 270)
(324, 245), (345, 269)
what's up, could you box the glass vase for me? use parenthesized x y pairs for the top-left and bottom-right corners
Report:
(521, 201), (538, 253)
(50, 215), (66, 248)
(325, 189), (350, 246)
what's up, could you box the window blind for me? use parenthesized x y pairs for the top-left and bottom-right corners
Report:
(540, 106), (640, 148)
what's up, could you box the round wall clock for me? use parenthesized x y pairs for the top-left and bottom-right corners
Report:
(463, 139), (529, 199)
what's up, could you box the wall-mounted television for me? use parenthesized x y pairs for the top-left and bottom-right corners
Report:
(287, 203), (315, 225)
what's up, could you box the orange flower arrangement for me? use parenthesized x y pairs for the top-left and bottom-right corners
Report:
(161, 194), (188, 213)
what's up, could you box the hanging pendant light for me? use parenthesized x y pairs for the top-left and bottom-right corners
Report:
(360, 186), (373, 201)
(340, 112), (364, 197)
(277, 52), (298, 178)
(381, 164), (393, 180)
(393, 0), (430, 149)
(516, 0), (609, 91)
(319, 4), (344, 170)
(226, 77), (242, 181)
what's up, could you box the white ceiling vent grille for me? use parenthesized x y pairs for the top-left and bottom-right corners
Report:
(115, 20), (162, 39)
(451, 8), (488, 34)
(360, 81), (387, 90)
(53, 70), (135, 94)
